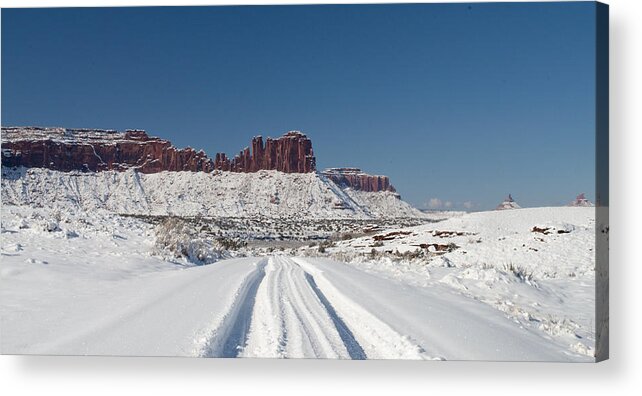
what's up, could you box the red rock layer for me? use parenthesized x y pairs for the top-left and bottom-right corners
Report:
(322, 168), (396, 193)
(1, 127), (316, 174)
(214, 131), (315, 173)
(1, 127), (213, 173)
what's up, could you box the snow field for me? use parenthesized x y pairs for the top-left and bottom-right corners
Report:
(1, 207), (592, 361)
(312, 206), (597, 358)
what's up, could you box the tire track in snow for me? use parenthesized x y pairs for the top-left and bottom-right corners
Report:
(302, 271), (366, 360)
(236, 257), (288, 358)
(294, 257), (433, 360)
(239, 256), (354, 359)
(204, 256), (429, 359)
(198, 258), (268, 358)
(280, 256), (344, 357)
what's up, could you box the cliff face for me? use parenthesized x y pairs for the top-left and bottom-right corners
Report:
(1, 127), (316, 174)
(322, 168), (396, 193)
(1, 127), (214, 173)
(3, 127), (401, 194)
(214, 131), (315, 173)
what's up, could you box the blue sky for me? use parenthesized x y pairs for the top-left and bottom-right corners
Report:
(1, 3), (597, 210)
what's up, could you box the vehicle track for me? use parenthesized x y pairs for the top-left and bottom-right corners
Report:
(214, 256), (429, 359)
(239, 256), (355, 358)
(302, 271), (366, 359)
(196, 256), (577, 360)
(199, 258), (267, 358)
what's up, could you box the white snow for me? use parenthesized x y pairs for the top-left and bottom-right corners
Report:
(1, 167), (424, 219)
(311, 206), (597, 359)
(1, 204), (594, 360)
(0, 166), (596, 361)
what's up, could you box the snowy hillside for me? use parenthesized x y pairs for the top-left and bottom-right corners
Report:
(1, 167), (424, 220)
(341, 188), (425, 218)
(305, 206), (597, 358)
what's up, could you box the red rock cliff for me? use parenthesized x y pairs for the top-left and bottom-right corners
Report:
(322, 168), (396, 193)
(1, 127), (214, 173)
(1, 127), (316, 174)
(214, 131), (315, 173)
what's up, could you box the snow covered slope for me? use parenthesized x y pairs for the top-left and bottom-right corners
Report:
(1, 167), (424, 219)
(314, 206), (597, 358)
(341, 188), (424, 218)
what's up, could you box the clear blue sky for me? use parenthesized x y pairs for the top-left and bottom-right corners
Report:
(1, 3), (597, 210)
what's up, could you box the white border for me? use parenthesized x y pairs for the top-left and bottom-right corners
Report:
(1, 0), (641, 395)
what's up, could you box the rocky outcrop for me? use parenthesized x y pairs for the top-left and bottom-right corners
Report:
(495, 194), (521, 210)
(322, 168), (396, 193)
(1, 127), (316, 174)
(214, 131), (315, 173)
(1, 127), (214, 173)
(569, 193), (594, 207)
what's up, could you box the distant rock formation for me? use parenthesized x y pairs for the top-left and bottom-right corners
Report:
(1, 127), (315, 174)
(2, 127), (410, 195)
(322, 168), (396, 193)
(213, 131), (315, 173)
(1, 127), (214, 173)
(569, 193), (594, 207)
(495, 194), (521, 210)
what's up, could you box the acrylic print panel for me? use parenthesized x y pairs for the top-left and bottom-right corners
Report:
(0, 2), (608, 362)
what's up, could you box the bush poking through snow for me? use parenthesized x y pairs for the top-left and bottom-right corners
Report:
(503, 262), (535, 284)
(317, 240), (335, 254)
(42, 219), (61, 232)
(217, 237), (247, 251)
(154, 217), (229, 265)
(16, 218), (30, 229)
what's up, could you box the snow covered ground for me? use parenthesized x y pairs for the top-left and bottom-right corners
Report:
(1, 204), (595, 361)
(306, 206), (598, 358)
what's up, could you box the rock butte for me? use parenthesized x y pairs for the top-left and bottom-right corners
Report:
(214, 131), (315, 173)
(495, 194), (522, 210)
(569, 193), (594, 207)
(322, 168), (396, 193)
(1, 127), (395, 192)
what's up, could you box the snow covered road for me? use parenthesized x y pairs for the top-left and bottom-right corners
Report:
(2, 256), (269, 356)
(2, 254), (589, 361)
